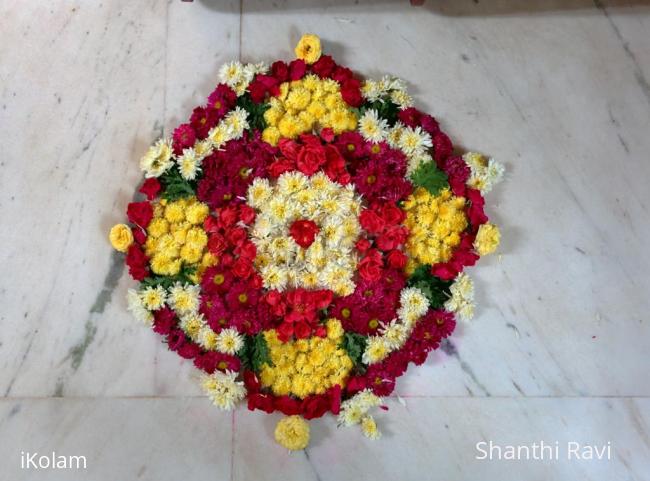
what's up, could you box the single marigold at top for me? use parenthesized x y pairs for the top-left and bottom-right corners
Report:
(294, 33), (322, 64)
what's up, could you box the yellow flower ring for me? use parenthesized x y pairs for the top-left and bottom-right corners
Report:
(109, 34), (504, 448)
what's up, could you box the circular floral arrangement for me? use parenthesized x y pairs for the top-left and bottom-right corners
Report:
(109, 34), (504, 450)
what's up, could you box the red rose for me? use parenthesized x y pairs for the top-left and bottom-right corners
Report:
(296, 144), (327, 175)
(243, 370), (261, 391)
(226, 227), (247, 247)
(218, 205), (239, 227)
(271, 60), (289, 83)
(430, 263), (458, 280)
(207, 233), (228, 255)
(386, 249), (408, 269)
(355, 238), (371, 253)
(203, 215), (220, 233)
(289, 219), (320, 248)
(380, 202), (406, 225)
(139, 178), (161, 200)
(302, 395), (330, 420)
(274, 395), (302, 416)
(312, 55), (336, 78)
(358, 250), (383, 281)
(131, 226), (146, 245)
(320, 128), (335, 143)
(238, 204), (256, 225)
(248, 393), (275, 413)
(323, 144), (347, 181)
(235, 240), (257, 261)
(248, 80), (268, 103)
(312, 289), (333, 310)
(314, 325), (327, 337)
(376, 225), (408, 251)
(231, 258), (253, 279)
(267, 158), (295, 178)
(466, 188), (487, 227)
(329, 384), (342, 415)
(340, 78), (363, 107)
(125, 244), (148, 280)
(359, 209), (386, 234)
(277, 322), (295, 343)
(289, 59), (306, 80)
(278, 138), (300, 160)
(127, 201), (153, 228)
(248, 273), (263, 290)
(294, 321), (312, 339)
(331, 66), (353, 83)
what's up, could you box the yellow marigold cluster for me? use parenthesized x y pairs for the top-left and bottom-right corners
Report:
(261, 75), (357, 146)
(144, 196), (217, 278)
(403, 187), (468, 272)
(259, 319), (353, 399)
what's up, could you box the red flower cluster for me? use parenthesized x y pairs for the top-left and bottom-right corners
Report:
(268, 133), (349, 184)
(249, 55), (363, 108)
(188, 84), (238, 139)
(246, 372), (342, 419)
(264, 288), (333, 342)
(347, 310), (457, 396)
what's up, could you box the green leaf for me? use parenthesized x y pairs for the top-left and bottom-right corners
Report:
(241, 333), (273, 372)
(359, 97), (400, 127)
(140, 265), (197, 290)
(409, 162), (449, 196)
(236, 93), (269, 132)
(339, 332), (368, 367)
(407, 264), (453, 309)
(159, 166), (196, 201)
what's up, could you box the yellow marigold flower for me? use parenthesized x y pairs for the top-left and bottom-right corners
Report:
(185, 202), (209, 225)
(294, 33), (322, 64)
(326, 318), (344, 340)
(286, 87), (311, 110)
(147, 217), (169, 238)
(109, 224), (133, 252)
(263, 107), (283, 127)
(164, 201), (186, 223)
(474, 222), (500, 256)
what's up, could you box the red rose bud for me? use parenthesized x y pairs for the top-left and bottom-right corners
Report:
(312, 55), (336, 78)
(139, 178), (161, 200)
(340, 78), (363, 107)
(288, 59), (306, 80)
(359, 209), (386, 234)
(131, 226), (146, 245)
(289, 219), (320, 248)
(207, 233), (228, 255)
(355, 238), (371, 253)
(238, 204), (256, 225)
(387, 250), (408, 269)
(271, 60), (289, 82)
(314, 325), (327, 338)
(127, 201), (153, 228)
(296, 144), (327, 175)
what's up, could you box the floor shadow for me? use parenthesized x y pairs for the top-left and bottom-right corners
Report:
(192, 0), (650, 17)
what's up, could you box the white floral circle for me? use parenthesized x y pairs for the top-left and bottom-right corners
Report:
(247, 171), (362, 296)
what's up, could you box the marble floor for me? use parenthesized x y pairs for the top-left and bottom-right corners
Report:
(1, 0), (649, 479)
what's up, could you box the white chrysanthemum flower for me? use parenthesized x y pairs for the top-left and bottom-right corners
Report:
(386, 75), (407, 92)
(224, 107), (249, 138)
(358, 109), (388, 143)
(362, 336), (390, 364)
(193, 139), (213, 159)
(247, 177), (272, 208)
(139, 285), (166, 311)
(207, 123), (232, 149)
(179, 312), (206, 340)
(361, 415), (382, 440)
(407, 152), (433, 176)
(167, 282), (200, 315)
(386, 121), (405, 149)
(399, 286), (430, 318)
(198, 326), (219, 351)
(260, 264), (289, 291)
(218, 61), (244, 87)
(201, 370), (246, 410)
(338, 389), (382, 427)
(126, 289), (153, 324)
(216, 328), (244, 355)
(140, 138), (173, 178)
(391, 89), (413, 109)
(361, 79), (382, 102)
(463, 152), (505, 194)
(176, 148), (202, 181)
(398, 126), (432, 157)
(380, 320), (409, 350)
(445, 272), (475, 321)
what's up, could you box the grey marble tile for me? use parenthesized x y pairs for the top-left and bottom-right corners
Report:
(0, 398), (231, 481)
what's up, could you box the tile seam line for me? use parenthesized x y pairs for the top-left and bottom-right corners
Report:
(1, 395), (650, 400)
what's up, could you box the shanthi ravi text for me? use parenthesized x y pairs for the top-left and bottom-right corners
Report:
(475, 441), (611, 461)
